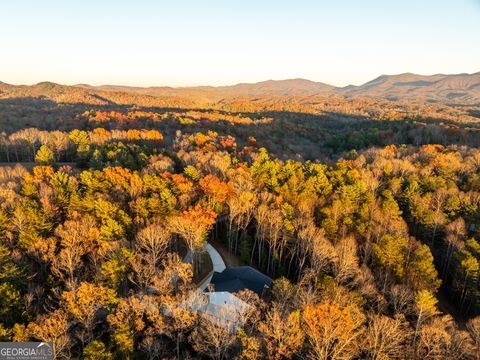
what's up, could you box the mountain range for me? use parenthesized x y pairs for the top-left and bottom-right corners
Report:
(336, 72), (480, 103)
(74, 78), (335, 101)
(75, 72), (480, 103)
(2, 72), (480, 104)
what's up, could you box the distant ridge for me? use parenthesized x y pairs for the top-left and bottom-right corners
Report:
(336, 72), (480, 102)
(3, 72), (480, 103)
(75, 78), (335, 100)
(75, 72), (480, 103)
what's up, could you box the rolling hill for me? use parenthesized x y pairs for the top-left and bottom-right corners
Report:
(1, 72), (480, 104)
(76, 78), (335, 101)
(338, 72), (480, 102)
(76, 72), (480, 103)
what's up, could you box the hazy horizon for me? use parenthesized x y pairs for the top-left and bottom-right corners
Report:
(3, 70), (480, 89)
(1, 0), (479, 87)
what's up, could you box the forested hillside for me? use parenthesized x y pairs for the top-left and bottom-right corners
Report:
(75, 72), (480, 103)
(0, 83), (480, 359)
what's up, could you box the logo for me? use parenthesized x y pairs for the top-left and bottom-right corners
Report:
(0, 343), (54, 360)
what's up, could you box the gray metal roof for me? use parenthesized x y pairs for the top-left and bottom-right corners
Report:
(208, 266), (273, 296)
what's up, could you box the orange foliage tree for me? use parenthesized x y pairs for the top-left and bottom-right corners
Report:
(302, 301), (365, 360)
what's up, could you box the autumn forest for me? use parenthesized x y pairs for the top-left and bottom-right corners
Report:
(0, 80), (480, 360)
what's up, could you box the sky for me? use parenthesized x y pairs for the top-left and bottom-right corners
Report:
(1, 0), (479, 87)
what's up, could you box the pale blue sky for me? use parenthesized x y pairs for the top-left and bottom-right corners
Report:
(1, 0), (479, 87)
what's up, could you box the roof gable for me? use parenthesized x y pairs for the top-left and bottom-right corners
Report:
(209, 266), (273, 296)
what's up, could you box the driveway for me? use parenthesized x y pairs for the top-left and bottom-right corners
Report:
(206, 243), (226, 272)
(185, 242), (226, 291)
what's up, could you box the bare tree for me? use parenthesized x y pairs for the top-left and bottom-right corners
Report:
(189, 317), (237, 360)
(418, 316), (474, 360)
(227, 190), (257, 254)
(254, 203), (283, 273)
(334, 234), (359, 283)
(259, 303), (304, 360)
(51, 216), (99, 290)
(388, 284), (414, 315)
(310, 227), (337, 275)
(135, 223), (172, 274)
(466, 316), (480, 360)
(442, 217), (466, 280)
(363, 314), (411, 360)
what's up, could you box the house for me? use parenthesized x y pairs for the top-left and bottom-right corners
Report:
(196, 266), (273, 331)
(181, 242), (273, 331)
